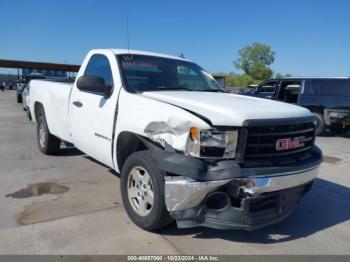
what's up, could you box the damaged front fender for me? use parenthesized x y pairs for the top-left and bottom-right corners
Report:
(144, 117), (192, 152)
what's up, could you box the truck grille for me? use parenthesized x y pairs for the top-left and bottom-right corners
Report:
(240, 121), (316, 167)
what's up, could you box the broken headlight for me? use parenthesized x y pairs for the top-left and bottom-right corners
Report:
(186, 128), (238, 159)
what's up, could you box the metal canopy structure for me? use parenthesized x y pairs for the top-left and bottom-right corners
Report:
(0, 59), (80, 72)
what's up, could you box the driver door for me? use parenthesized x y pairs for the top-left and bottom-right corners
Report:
(69, 54), (119, 167)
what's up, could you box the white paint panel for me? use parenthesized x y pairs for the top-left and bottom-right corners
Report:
(143, 91), (313, 126)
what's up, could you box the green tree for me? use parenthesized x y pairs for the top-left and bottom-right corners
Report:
(235, 74), (256, 87)
(234, 43), (275, 80)
(225, 73), (237, 87)
(275, 72), (283, 79)
(225, 73), (259, 88)
(275, 72), (292, 79)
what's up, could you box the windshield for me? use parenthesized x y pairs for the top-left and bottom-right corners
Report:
(117, 54), (221, 92)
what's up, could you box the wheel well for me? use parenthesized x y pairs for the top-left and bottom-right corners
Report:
(306, 106), (324, 115)
(116, 132), (148, 172)
(34, 102), (44, 122)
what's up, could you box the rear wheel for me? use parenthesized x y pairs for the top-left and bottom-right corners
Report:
(36, 107), (61, 154)
(120, 150), (172, 231)
(16, 94), (22, 103)
(314, 112), (326, 136)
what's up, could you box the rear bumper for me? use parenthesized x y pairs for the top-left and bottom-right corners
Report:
(164, 165), (319, 230)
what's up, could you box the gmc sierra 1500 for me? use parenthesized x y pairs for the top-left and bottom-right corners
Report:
(28, 49), (322, 231)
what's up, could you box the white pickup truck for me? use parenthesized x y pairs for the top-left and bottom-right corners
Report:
(28, 49), (322, 231)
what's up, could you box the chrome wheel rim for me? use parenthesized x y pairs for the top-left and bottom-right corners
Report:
(127, 166), (154, 217)
(39, 122), (46, 148)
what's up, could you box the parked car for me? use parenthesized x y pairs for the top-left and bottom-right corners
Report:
(17, 74), (46, 104)
(8, 82), (14, 90)
(28, 49), (322, 231)
(245, 77), (350, 135)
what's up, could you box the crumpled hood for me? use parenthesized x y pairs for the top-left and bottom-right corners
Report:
(142, 91), (313, 126)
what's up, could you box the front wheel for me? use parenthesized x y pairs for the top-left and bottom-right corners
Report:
(120, 150), (172, 231)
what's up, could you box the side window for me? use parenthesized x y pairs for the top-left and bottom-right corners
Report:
(277, 81), (301, 103)
(84, 54), (113, 86)
(257, 81), (277, 93)
(308, 79), (350, 96)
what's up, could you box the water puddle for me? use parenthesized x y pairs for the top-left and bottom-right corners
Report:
(5, 182), (69, 198)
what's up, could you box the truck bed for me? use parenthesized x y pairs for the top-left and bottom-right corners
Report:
(29, 80), (73, 142)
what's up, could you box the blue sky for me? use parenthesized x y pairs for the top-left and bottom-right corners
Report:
(1, 0), (349, 76)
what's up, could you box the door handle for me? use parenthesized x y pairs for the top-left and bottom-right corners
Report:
(73, 101), (83, 107)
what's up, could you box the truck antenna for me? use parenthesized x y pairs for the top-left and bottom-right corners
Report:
(126, 16), (130, 53)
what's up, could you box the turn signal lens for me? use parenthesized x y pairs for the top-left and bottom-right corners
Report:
(190, 127), (200, 141)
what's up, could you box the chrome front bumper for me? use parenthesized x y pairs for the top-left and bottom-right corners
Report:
(164, 165), (319, 212)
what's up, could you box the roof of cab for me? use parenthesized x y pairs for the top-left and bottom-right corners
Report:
(91, 49), (189, 61)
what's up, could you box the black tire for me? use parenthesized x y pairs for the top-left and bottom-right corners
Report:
(17, 94), (22, 103)
(36, 107), (61, 154)
(120, 150), (172, 231)
(329, 123), (344, 135)
(314, 112), (326, 136)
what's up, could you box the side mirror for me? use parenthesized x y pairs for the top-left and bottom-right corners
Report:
(76, 75), (112, 96)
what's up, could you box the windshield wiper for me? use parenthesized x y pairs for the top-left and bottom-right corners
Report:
(155, 86), (194, 91)
(142, 86), (225, 92)
(198, 89), (225, 93)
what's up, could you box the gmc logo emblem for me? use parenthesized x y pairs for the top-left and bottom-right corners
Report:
(276, 136), (305, 151)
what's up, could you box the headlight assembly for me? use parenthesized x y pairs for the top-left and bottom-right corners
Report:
(186, 127), (238, 159)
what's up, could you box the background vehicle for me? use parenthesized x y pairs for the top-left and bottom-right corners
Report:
(5, 80), (14, 90)
(28, 49), (322, 231)
(245, 80), (278, 99)
(245, 77), (350, 135)
(225, 86), (246, 94)
(17, 73), (46, 104)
